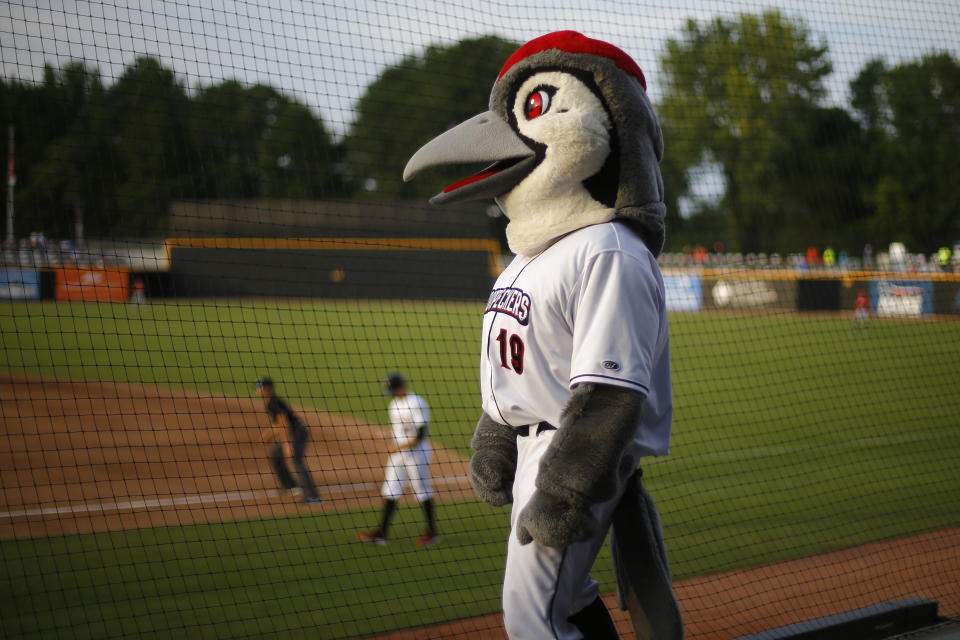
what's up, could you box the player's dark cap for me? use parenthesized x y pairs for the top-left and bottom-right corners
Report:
(256, 376), (273, 391)
(384, 372), (406, 393)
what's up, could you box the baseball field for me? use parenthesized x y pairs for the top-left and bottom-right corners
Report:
(2, 299), (959, 638)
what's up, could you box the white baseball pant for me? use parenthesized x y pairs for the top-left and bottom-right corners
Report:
(381, 447), (433, 502)
(503, 427), (633, 639)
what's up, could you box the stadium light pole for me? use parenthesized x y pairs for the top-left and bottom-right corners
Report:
(5, 124), (13, 246)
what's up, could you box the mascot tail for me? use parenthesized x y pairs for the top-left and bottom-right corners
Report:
(610, 470), (684, 640)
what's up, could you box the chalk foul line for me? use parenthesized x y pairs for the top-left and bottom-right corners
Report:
(0, 474), (470, 519)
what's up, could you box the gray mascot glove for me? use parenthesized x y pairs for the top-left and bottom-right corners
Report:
(516, 487), (597, 546)
(517, 383), (644, 547)
(470, 412), (518, 507)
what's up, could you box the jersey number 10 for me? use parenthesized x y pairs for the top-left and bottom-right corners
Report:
(496, 329), (525, 374)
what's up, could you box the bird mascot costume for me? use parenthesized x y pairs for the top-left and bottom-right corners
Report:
(404, 31), (683, 639)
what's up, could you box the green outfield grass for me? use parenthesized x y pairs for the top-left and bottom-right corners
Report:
(0, 502), (511, 639)
(2, 300), (959, 637)
(1, 299), (485, 452)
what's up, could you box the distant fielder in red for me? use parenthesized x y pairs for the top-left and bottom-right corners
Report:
(853, 289), (870, 331)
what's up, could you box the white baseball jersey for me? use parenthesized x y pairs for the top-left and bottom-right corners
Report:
(382, 392), (433, 501)
(480, 220), (672, 457)
(387, 392), (431, 449)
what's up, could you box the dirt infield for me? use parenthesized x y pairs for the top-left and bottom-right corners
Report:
(2, 374), (957, 639)
(0, 374), (473, 539)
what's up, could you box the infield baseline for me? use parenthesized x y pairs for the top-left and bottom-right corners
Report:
(0, 474), (471, 520)
(4, 428), (951, 520)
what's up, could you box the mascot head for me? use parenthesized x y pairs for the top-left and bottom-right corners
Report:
(404, 31), (666, 256)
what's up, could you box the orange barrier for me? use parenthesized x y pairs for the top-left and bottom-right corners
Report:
(55, 266), (129, 301)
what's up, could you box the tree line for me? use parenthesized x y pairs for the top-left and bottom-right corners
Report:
(1, 11), (957, 253)
(1, 57), (345, 239)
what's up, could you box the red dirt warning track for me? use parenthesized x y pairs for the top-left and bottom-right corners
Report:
(365, 528), (960, 640)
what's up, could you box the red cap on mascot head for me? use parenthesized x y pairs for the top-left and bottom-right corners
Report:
(496, 30), (646, 90)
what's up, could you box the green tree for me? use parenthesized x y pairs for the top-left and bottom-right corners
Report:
(657, 118), (692, 249)
(21, 57), (191, 237)
(659, 10), (833, 252)
(256, 96), (338, 198)
(851, 53), (960, 252)
(2, 62), (104, 238)
(187, 81), (339, 200)
(186, 81), (262, 198)
(346, 35), (519, 200)
(6, 58), (341, 239)
(98, 57), (192, 236)
(773, 105), (872, 249)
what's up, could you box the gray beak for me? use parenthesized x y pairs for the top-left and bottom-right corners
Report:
(403, 110), (538, 205)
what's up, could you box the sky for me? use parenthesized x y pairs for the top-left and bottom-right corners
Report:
(3, 0), (959, 140)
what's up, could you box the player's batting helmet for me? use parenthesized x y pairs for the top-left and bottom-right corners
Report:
(384, 372), (406, 394)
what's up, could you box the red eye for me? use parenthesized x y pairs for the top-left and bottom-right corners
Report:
(524, 89), (552, 119)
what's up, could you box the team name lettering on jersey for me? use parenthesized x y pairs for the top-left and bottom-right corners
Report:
(484, 287), (532, 325)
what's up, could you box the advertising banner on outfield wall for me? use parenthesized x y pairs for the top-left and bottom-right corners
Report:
(871, 279), (934, 316)
(701, 277), (796, 311)
(0, 269), (41, 299)
(55, 267), (129, 301)
(662, 273), (702, 311)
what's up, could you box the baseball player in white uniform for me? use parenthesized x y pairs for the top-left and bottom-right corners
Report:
(358, 372), (439, 547)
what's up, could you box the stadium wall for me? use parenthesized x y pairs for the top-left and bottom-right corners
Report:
(164, 237), (501, 300)
(5, 261), (960, 313)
